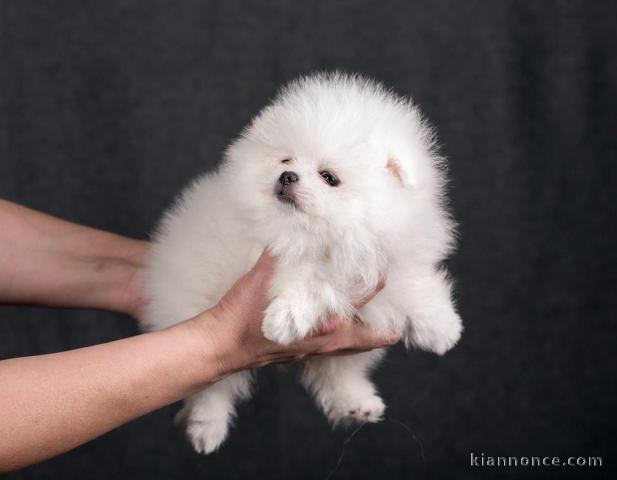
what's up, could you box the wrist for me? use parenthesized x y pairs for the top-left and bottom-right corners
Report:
(69, 254), (141, 317)
(105, 255), (148, 318)
(170, 310), (247, 388)
(81, 238), (149, 317)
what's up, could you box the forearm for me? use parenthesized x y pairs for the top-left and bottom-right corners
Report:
(0, 200), (147, 315)
(0, 316), (228, 472)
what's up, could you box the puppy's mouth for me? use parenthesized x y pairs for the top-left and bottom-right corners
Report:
(276, 188), (299, 209)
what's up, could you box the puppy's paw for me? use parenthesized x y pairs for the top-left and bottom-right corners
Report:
(408, 309), (462, 355)
(328, 393), (385, 425)
(262, 296), (312, 345)
(185, 418), (229, 455)
(175, 406), (229, 455)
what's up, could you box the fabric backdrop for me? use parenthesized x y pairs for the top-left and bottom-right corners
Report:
(1, 1), (615, 479)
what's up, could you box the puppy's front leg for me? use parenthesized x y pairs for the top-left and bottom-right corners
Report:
(262, 264), (350, 345)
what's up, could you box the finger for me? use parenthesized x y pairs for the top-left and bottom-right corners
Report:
(320, 347), (374, 356)
(354, 274), (386, 308)
(218, 249), (277, 314)
(240, 249), (277, 299)
(272, 354), (305, 364)
(287, 317), (399, 356)
(312, 316), (342, 336)
(323, 322), (400, 353)
(250, 249), (277, 279)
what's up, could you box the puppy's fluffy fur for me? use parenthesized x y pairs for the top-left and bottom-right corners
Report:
(143, 72), (462, 454)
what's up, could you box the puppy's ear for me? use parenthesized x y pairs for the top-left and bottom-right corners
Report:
(386, 157), (407, 185)
(379, 123), (429, 188)
(384, 150), (423, 188)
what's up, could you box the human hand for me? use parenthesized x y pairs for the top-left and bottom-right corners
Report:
(181, 251), (400, 375)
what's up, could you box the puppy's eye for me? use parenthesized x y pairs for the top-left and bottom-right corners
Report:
(319, 170), (339, 187)
(281, 158), (291, 164)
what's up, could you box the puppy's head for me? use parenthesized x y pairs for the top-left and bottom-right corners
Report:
(224, 72), (442, 239)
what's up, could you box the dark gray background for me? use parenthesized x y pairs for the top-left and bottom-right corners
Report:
(1, 1), (615, 479)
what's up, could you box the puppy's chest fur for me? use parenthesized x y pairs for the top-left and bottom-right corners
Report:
(273, 246), (379, 298)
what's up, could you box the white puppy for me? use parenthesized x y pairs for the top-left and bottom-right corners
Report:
(143, 72), (462, 454)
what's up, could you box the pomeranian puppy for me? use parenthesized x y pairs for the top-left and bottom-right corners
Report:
(143, 72), (462, 454)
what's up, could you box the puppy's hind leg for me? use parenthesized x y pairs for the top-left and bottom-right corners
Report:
(302, 350), (386, 425)
(176, 370), (253, 454)
(401, 267), (462, 355)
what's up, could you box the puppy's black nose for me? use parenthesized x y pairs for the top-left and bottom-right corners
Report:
(279, 171), (299, 185)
